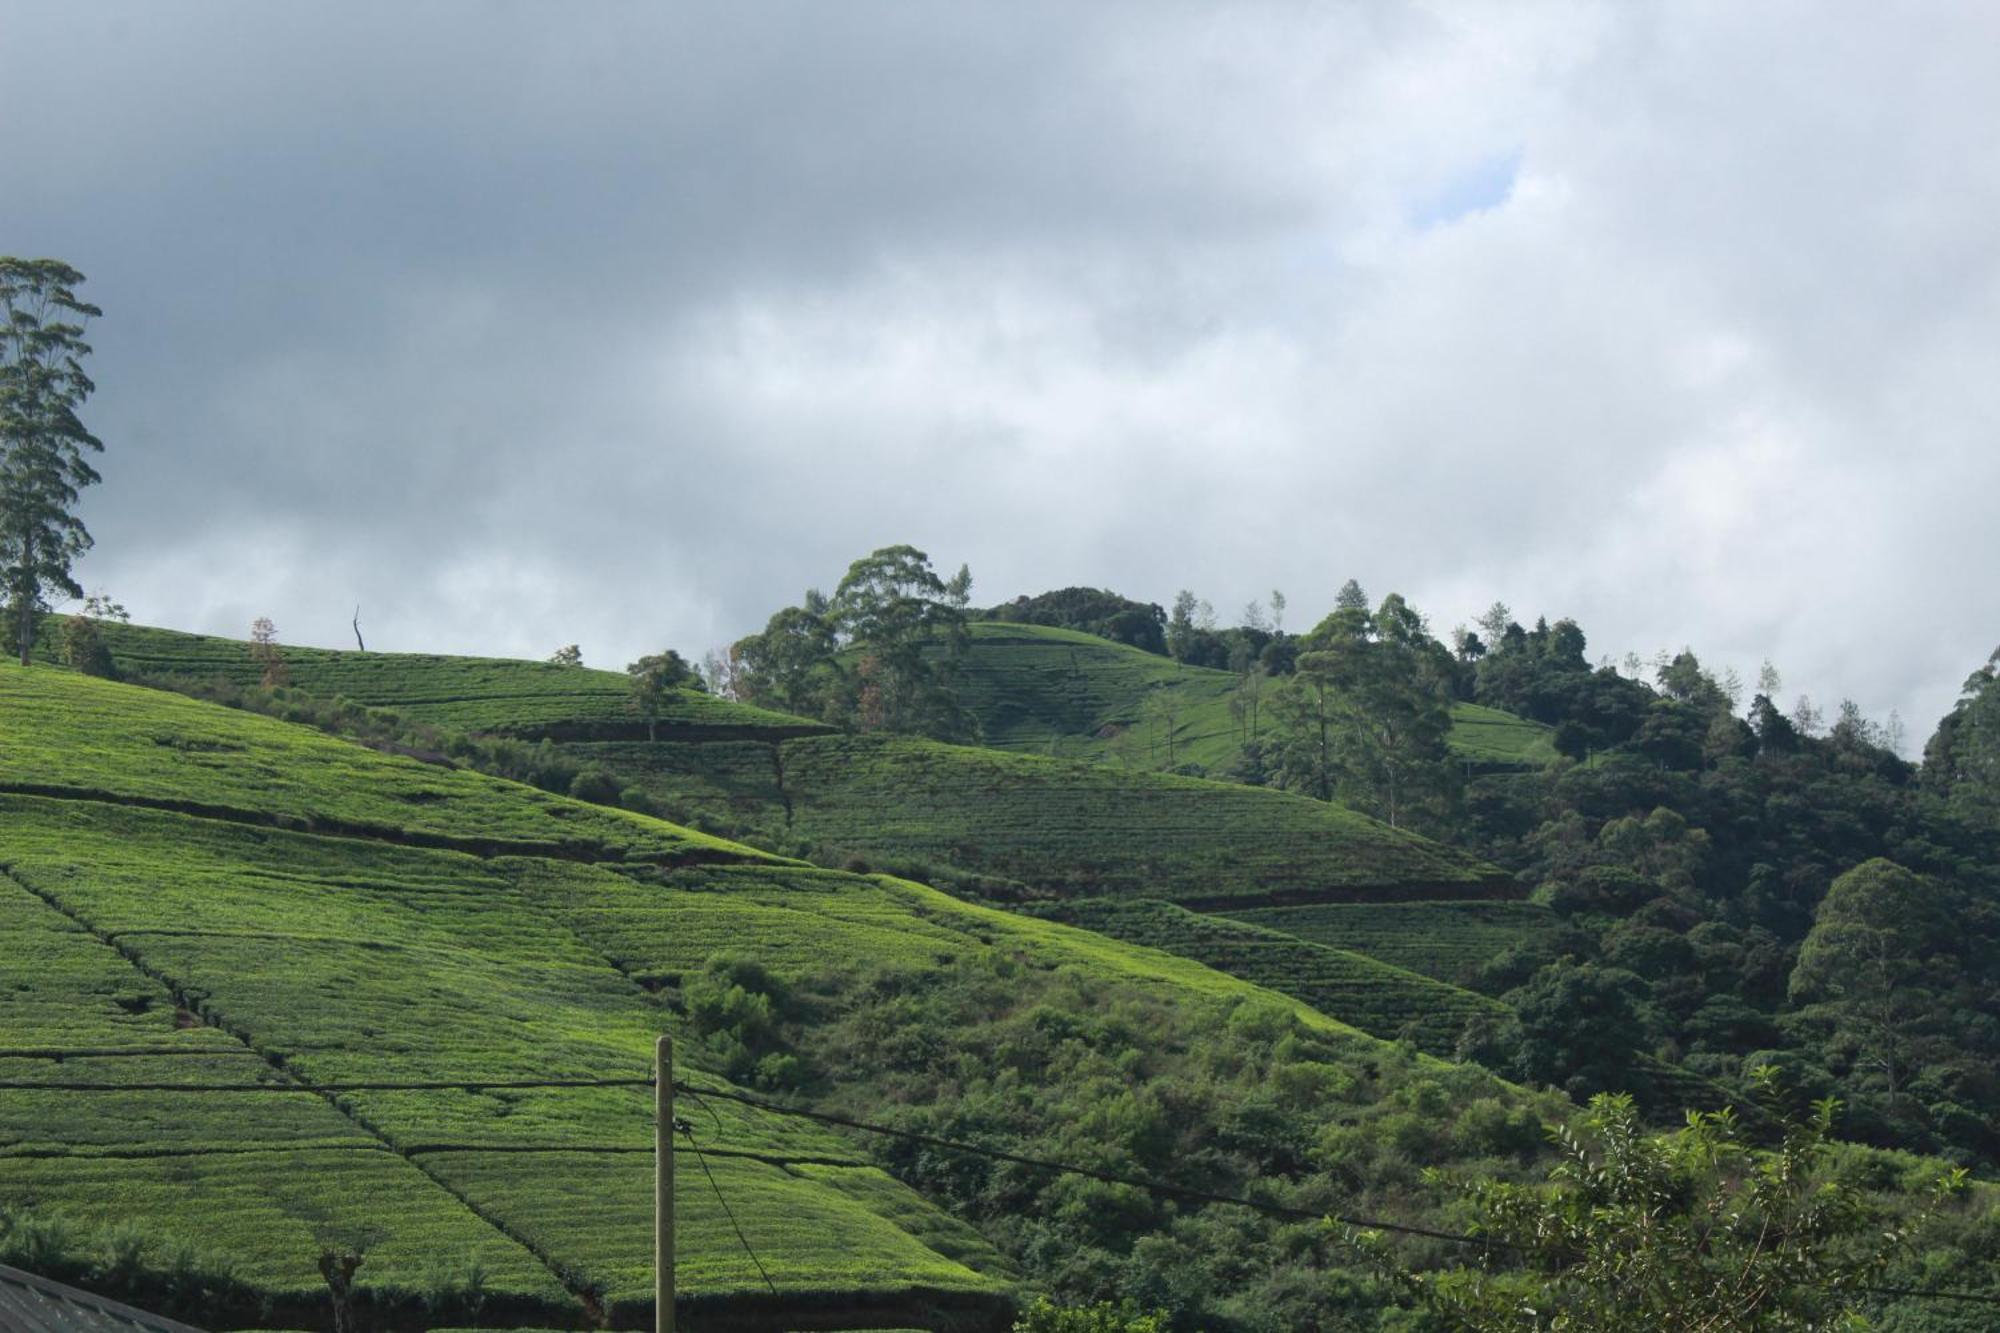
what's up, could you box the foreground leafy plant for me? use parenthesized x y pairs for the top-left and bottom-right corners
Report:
(1396, 1071), (1967, 1331)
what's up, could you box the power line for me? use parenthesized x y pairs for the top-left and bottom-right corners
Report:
(8, 1071), (1999, 1308)
(681, 1080), (1497, 1248)
(674, 1111), (778, 1297)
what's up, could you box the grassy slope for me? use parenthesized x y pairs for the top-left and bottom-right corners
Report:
(0, 663), (1548, 1328)
(1222, 901), (1560, 986)
(956, 622), (1555, 772)
(1023, 899), (1511, 1057)
(570, 732), (1506, 904)
(0, 667), (751, 864)
(83, 620), (823, 739)
(0, 667), (1008, 1326)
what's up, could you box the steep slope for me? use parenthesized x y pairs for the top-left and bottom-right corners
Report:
(954, 622), (1555, 773)
(0, 663), (1557, 1329)
(0, 668), (1006, 1328)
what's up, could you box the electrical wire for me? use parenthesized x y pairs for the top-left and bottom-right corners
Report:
(11, 1069), (1999, 1307)
(675, 1114), (778, 1297)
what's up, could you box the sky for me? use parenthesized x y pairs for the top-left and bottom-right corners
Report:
(3, 2), (1996, 742)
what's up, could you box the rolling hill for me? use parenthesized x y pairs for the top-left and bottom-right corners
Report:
(48, 621), (1513, 908)
(0, 661), (1559, 1329)
(952, 622), (1556, 774)
(80, 620), (823, 740)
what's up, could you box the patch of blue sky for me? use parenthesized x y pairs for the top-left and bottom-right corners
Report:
(1408, 150), (1522, 229)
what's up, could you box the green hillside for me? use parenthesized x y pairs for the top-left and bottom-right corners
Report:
(581, 732), (1506, 905)
(1024, 899), (1511, 1056)
(57, 620), (1508, 908)
(0, 662), (1558, 1328)
(1222, 901), (1559, 986)
(79, 620), (823, 740)
(954, 622), (1554, 773)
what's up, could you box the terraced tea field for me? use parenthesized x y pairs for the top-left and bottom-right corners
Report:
(78, 620), (821, 740)
(1024, 899), (1510, 1057)
(0, 666), (1017, 1327)
(954, 622), (1554, 774)
(770, 734), (1506, 905)
(0, 661), (1545, 1328)
(0, 668), (762, 865)
(1221, 901), (1558, 985)
(1444, 702), (1557, 768)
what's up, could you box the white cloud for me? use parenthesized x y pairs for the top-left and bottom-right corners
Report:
(5, 0), (1995, 739)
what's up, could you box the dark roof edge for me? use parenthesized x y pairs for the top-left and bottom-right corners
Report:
(0, 1262), (209, 1333)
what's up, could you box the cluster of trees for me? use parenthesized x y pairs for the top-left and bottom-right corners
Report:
(982, 576), (2000, 1169)
(1259, 582), (1456, 830)
(1437, 618), (2000, 1168)
(983, 586), (1169, 655)
(725, 544), (978, 740)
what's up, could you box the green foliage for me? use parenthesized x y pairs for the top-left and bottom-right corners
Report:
(1497, 959), (1660, 1098)
(1269, 593), (1460, 831)
(1222, 901), (1558, 987)
(950, 620), (1543, 778)
(627, 649), (704, 739)
(731, 545), (977, 741)
(1406, 1080), (1967, 1331)
(1786, 861), (1988, 1157)
(1924, 649), (2000, 828)
(0, 257), (102, 667)
(983, 587), (1169, 655)
(1013, 1296), (1168, 1332)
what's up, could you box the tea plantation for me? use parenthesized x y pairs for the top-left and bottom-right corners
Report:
(1221, 901), (1560, 985)
(73, 620), (821, 740)
(0, 662), (1557, 1329)
(953, 622), (1553, 773)
(1021, 899), (1511, 1056)
(560, 733), (1505, 906)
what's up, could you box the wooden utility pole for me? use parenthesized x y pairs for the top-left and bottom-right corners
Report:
(657, 1033), (675, 1333)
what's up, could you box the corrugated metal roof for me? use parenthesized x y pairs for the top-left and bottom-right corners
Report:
(0, 1264), (207, 1333)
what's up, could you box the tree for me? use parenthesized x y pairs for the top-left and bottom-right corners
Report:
(1401, 1076), (1964, 1332)
(1501, 958), (1657, 1096)
(1165, 589), (1199, 661)
(1013, 1299), (1165, 1333)
(249, 617), (288, 688)
(1924, 648), (2000, 827)
(1, 258), (103, 666)
(1788, 859), (1957, 1121)
(1269, 588), (1286, 634)
(733, 600), (841, 718)
(626, 650), (701, 740)
(828, 544), (973, 738)
(547, 644), (583, 667)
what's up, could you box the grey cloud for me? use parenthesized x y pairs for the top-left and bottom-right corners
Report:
(2, 1), (1995, 737)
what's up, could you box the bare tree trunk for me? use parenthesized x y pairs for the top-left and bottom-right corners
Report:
(319, 1251), (361, 1333)
(13, 532), (32, 667)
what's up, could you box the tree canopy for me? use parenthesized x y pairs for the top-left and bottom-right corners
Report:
(0, 257), (103, 666)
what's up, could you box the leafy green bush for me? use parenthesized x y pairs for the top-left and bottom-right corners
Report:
(1014, 1296), (1167, 1332)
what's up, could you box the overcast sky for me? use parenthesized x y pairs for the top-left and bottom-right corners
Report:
(4, 2), (1996, 741)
